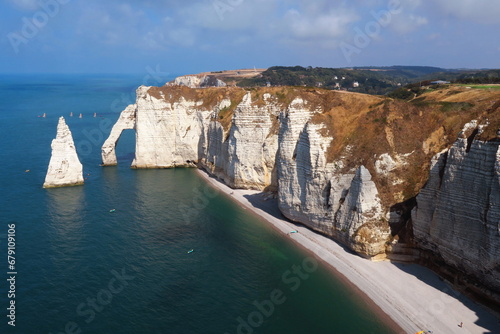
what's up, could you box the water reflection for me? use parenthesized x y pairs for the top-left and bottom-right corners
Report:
(45, 186), (86, 271)
(46, 186), (85, 237)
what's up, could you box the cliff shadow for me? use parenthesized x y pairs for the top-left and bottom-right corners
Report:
(242, 193), (286, 221)
(242, 192), (360, 254)
(390, 262), (500, 331)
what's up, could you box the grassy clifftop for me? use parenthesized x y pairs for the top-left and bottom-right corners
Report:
(147, 84), (500, 205)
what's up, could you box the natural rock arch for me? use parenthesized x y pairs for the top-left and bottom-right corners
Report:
(101, 104), (136, 166)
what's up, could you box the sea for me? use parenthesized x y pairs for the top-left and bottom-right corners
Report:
(0, 74), (396, 334)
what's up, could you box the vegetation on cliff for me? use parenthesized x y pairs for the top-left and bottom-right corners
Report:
(148, 83), (500, 208)
(232, 66), (500, 95)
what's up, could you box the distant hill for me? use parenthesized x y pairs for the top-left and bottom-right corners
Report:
(168, 66), (500, 96)
(232, 66), (500, 95)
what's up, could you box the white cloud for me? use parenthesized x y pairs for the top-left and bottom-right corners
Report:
(168, 28), (196, 47)
(427, 33), (440, 41)
(398, 0), (423, 11)
(385, 0), (428, 34)
(75, 3), (169, 49)
(433, 0), (500, 24)
(392, 13), (428, 34)
(180, 0), (273, 31)
(63, 1), (363, 53)
(7, 0), (39, 11)
(284, 8), (358, 39)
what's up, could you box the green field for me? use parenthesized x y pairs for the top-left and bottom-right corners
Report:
(457, 84), (500, 90)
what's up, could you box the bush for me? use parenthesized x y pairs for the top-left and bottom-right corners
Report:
(387, 88), (414, 100)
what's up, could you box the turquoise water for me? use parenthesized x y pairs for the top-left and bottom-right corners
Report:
(0, 75), (395, 333)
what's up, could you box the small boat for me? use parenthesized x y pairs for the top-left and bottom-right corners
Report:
(109, 209), (116, 213)
(79, 113), (83, 118)
(70, 112), (73, 117)
(187, 249), (194, 254)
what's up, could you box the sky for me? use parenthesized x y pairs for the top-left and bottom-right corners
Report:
(1, 0), (499, 75)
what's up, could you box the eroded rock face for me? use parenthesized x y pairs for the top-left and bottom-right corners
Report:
(43, 117), (84, 188)
(412, 121), (500, 299)
(103, 87), (392, 257)
(202, 93), (280, 190)
(222, 93), (280, 190)
(101, 104), (137, 166)
(131, 86), (210, 168)
(277, 98), (336, 234)
(276, 98), (389, 257)
(168, 75), (226, 88)
(203, 121), (230, 180)
(335, 166), (389, 257)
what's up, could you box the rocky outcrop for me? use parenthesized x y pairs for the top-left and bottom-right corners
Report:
(131, 86), (210, 168)
(277, 98), (337, 234)
(43, 117), (84, 188)
(276, 98), (389, 257)
(168, 75), (226, 88)
(412, 121), (500, 301)
(334, 166), (390, 257)
(209, 93), (280, 190)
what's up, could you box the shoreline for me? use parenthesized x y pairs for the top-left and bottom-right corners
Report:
(196, 168), (500, 334)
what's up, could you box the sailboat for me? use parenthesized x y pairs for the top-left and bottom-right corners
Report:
(70, 112), (73, 117)
(79, 113), (82, 118)
(42, 113), (46, 118)
(93, 112), (97, 118)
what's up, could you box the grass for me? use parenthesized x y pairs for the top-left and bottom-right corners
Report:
(439, 102), (474, 112)
(144, 84), (500, 206)
(457, 84), (500, 90)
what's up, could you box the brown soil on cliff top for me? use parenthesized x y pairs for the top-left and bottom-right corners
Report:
(307, 85), (500, 205)
(147, 84), (500, 205)
(167, 68), (266, 87)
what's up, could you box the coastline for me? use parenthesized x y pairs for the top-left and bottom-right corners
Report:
(196, 168), (499, 334)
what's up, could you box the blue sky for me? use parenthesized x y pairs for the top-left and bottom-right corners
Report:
(1, 0), (499, 75)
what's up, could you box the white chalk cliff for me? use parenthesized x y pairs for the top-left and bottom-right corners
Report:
(102, 84), (500, 303)
(102, 86), (391, 257)
(276, 98), (389, 257)
(412, 121), (500, 301)
(43, 117), (84, 188)
(205, 92), (280, 190)
(167, 75), (227, 88)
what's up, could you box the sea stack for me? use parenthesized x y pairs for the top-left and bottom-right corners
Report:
(43, 117), (84, 188)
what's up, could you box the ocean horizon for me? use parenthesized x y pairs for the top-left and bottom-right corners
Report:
(0, 74), (396, 333)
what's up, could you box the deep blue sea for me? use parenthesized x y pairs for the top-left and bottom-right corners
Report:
(0, 74), (395, 334)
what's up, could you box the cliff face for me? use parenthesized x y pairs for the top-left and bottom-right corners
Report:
(276, 97), (390, 257)
(412, 121), (500, 300)
(168, 75), (227, 88)
(102, 84), (500, 274)
(215, 92), (280, 190)
(44, 117), (84, 188)
(131, 86), (210, 168)
(102, 86), (396, 257)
